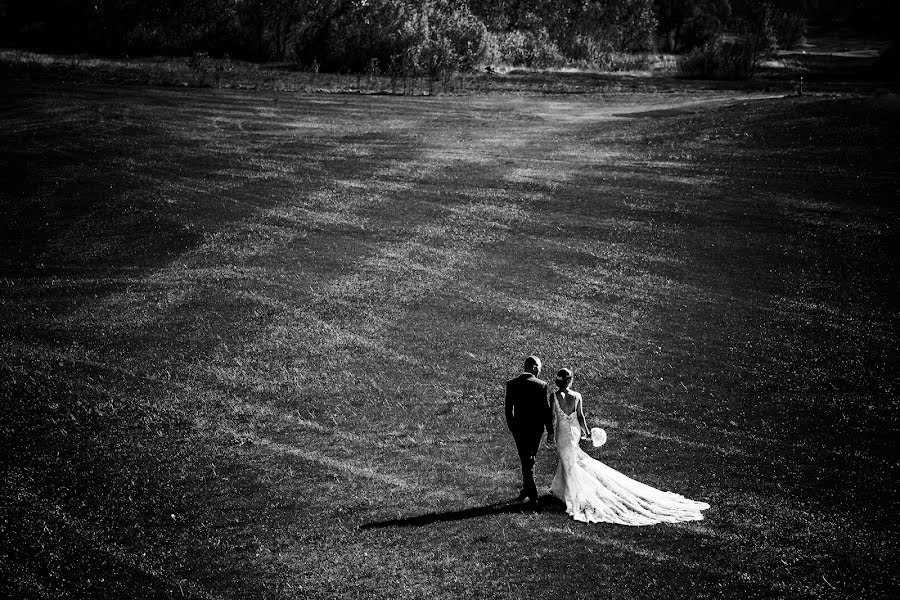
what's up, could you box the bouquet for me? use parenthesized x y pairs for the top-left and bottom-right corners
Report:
(590, 427), (607, 447)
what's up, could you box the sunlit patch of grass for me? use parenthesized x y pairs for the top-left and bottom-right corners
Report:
(504, 165), (574, 185)
(196, 222), (300, 261)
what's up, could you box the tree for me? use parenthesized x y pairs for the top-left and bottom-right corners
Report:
(655, 0), (731, 52)
(315, 0), (486, 82)
(732, 0), (777, 77)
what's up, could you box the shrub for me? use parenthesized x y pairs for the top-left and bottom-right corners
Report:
(593, 52), (655, 72)
(679, 11), (725, 52)
(184, 51), (232, 87)
(186, 51), (214, 86)
(125, 23), (163, 56)
(425, 2), (488, 77)
(552, 0), (656, 54)
(480, 31), (502, 67)
(566, 35), (610, 65)
(737, 4), (779, 57)
(678, 36), (754, 79)
(681, 5), (781, 80)
(656, 0), (731, 53)
(323, 0), (486, 83)
(497, 28), (564, 68)
(773, 11), (807, 50)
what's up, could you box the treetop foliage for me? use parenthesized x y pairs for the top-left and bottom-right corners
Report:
(0, 0), (895, 73)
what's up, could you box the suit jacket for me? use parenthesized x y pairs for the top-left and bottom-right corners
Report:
(505, 373), (553, 437)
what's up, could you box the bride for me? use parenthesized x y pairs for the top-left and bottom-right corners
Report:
(549, 368), (710, 525)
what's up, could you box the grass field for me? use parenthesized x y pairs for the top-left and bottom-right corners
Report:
(1, 73), (898, 599)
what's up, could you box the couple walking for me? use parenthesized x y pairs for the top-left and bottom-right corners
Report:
(505, 355), (709, 525)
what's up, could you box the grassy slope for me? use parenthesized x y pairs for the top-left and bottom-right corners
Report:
(1, 81), (897, 599)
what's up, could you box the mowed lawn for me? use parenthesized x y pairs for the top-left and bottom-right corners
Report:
(1, 81), (897, 599)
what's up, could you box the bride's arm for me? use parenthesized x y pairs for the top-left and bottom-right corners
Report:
(576, 393), (589, 438)
(546, 389), (555, 443)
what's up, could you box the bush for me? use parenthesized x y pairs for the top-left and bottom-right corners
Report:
(125, 23), (163, 56)
(497, 28), (564, 68)
(323, 0), (486, 82)
(678, 36), (754, 79)
(480, 31), (502, 66)
(679, 12), (725, 52)
(185, 51), (214, 86)
(545, 0), (655, 56)
(773, 11), (807, 51)
(565, 34), (610, 65)
(593, 52), (655, 72)
(184, 51), (233, 87)
(682, 5), (780, 80)
(432, 3), (489, 74)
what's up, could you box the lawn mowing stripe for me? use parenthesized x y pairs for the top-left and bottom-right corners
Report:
(594, 420), (743, 457)
(256, 438), (412, 489)
(254, 415), (519, 491)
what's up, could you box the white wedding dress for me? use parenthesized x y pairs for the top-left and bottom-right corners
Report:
(550, 396), (710, 525)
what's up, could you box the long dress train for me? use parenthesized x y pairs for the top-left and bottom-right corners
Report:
(550, 397), (710, 525)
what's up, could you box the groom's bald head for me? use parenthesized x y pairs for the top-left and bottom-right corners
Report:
(523, 355), (542, 374)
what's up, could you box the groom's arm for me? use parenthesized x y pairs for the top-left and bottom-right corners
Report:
(543, 385), (554, 442)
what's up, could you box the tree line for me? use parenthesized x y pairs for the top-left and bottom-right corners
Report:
(0, 0), (896, 75)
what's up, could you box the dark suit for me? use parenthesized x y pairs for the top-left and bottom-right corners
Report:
(505, 372), (553, 499)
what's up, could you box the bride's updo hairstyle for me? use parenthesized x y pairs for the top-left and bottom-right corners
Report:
(555, 368), (573, 389)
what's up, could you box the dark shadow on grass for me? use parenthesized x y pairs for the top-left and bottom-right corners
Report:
(359, 494), (565, 529)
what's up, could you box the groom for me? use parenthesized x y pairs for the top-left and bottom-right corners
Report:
(505, 355), (554, 505)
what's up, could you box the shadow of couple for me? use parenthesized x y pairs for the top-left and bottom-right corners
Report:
(359, 494), (565, 529)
